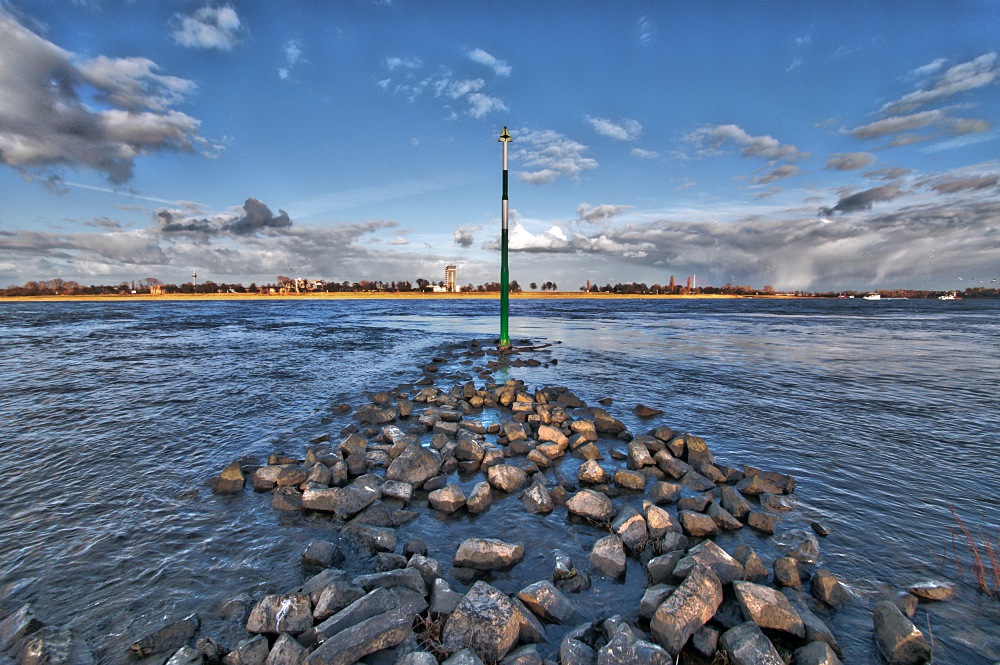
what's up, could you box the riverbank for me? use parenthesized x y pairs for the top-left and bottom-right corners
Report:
(0, 291), (792, 303)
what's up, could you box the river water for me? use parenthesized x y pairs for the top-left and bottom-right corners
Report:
(0, 297), (997, 663)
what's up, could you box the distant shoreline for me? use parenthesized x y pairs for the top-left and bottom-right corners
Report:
(0, 292), (799, 303)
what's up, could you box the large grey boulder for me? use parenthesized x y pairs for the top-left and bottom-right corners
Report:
(590, 534), (627, 579)
(719, 621), (784, 665)
(732, 581), (805, 639)
(650, 565), (722, 655)
(567, 489), (616, 523)
(454, 538), (524, 570)
(872, 600), (931, 665)
(515, 581), (578, 624)
(442, 581), (521, 662)
(246, 594), (313, 635)
(305, 608), (411, 665)
(386, 443), (442, 487)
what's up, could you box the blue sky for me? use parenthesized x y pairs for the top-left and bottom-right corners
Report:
(1, 0), (998, 291)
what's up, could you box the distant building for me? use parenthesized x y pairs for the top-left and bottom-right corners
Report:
(445, 265), (457, 293)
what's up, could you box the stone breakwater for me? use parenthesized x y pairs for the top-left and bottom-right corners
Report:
(0, 339), (944, 665)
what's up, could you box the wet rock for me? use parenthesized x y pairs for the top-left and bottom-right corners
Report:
(782, 590), (843, 658)
(592, 408), (626, 434)
(677, 494), (712, 513)
(781, 529), (821, 564)
(733, 544), (769, 582)
(537, 424), (569, 448)
(719, 621), (784, 665)
(380, 479), (413, 504)
(386, 443), (442, 487)
(431, 578), (464, 616)
(572, 441), (602, 461)
(720, 485), (751, 520)
(503, 422), (529, 442)
(342, 524), (397, 553)
(598, 627), (671, 664)
(613, 469), (646, 492)
(305, 607), (412, 665)
(646, 552), (682, 585)
(650, 565), (723, 656)
(265, 633), (306, 664)
(354, 567), (428, 597)
(872, 600), (931, 665)
(907, 581), (955, 602)
(656, 532), (688, 554)
(811, 521), (832, 537)
(429, 483), (467, 513)
(19, 627), (94, 665)
(760, 492), (795, 512)
(127, 613), (198, 659)
(567, 489), (616, 523)
(611, 505), (649, 551)
(406, 553), (444, 588)
(454, 538), (524, 571)
(442, 581), (521, 662)
(744, 466), (796, 494)
(733, 581), (805, 639)
(500, 644), (543, 665)
(679, 510), (718, 537)
(643, 502), (680, 540)
(165, 645), (202, 665)
(793, 641), (843, 665)
(590, 535), (627, 579)
(747, 510), (779, 534)
(311, 587), (398, 644)
(578, 459), (611, 485)
(707, 502), (744, 531)
(223, 635), (268, 665)
(626, 442), (655, 469)
(736, 474), (783, 497)
(653, 451), (690, 479)
(355, 404), (398, 425)
(247, 594), (312, 636)
(307, 462), (333, 486)
(272, 485), (303, 511)
(639, 585), (675, 620)
(444, 647), (485, 664)
(302, 540), (344, 569)
(252, 465), (284, 492)
(516, 580), (579, 624)
(488, 464), (529, 493)
(559, 637), (596, 665)
(811, 569), (849, 607)
(774, 556), (802, 589)
(466, 481), (492, 514)
(211, 461), (246, 493)
(680, 470), (717, 491)
(510, 597), (547, 645)
(674, 540), (745, 585)
(649, 481), (682, 504)
(313, 581), (366, 622)
(570, 419), (598, 441)
(691, 625), (719, 658)
(893, 591), (919, 617)
(521, 483), (553, 514)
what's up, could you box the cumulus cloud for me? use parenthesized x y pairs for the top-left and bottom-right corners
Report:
(825, 152), (876, 171)
(685, 124), (808, 162)
(513, 129), (598, 184)
(454, 225), (481, 248)
(0, 10), (209, 185)
(468, 48), (511, 76)
(587, 116), (642, 141)
(171, 5), (242, 51)
(156, 198), (291, 237)
(882, 52), (998, 115)
(819, 183), (904, 216)
(508, 223), (571, 251)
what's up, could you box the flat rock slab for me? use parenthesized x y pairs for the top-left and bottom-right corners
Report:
(304, 608), (411, 665)
(246, 594), (313, 635)
(454, 538), (524, 571)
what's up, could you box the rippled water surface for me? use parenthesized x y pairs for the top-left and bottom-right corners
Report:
(1, 298), (998, 663)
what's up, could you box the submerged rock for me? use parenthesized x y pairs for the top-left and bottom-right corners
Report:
(127, 614), (199, 659)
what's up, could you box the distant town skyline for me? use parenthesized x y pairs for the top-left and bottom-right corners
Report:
(1, 2), (998, 292)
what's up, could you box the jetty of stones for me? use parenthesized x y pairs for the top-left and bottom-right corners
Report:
(1, 338), (940, 665)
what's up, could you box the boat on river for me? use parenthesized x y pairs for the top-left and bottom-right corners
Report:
(863, 293), (881, 300)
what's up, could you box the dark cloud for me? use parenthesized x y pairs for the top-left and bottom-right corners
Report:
(819, 183), (904, 216)
(157, 198), (291, 237)
(453, 225), (477, 247)
(757, 164), (801, 184)
(577, 203), (631, 223)
(0, 9), (207, 186)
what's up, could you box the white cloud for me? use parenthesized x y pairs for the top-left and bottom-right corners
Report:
(0, 10), (208, 185)
(465, 93), (507, 119)
(171, 5), (242, 51)
(631, 148), (660, 159)
(385, 56), (423, 71)
(468, 48), (511, 76)
(278, 40), (305, 80)
(587, 116), (642, 141)
(882, 52), (998, 115)
(685, 124), (808, 162)
(513, 128), (598, 184)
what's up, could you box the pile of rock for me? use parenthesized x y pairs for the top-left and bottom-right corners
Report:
(95, 338), (944, 664)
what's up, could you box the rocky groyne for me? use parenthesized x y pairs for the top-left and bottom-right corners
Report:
(1, 338), (944, 664)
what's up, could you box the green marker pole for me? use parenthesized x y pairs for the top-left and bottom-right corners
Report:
(499, 127), (512, 349)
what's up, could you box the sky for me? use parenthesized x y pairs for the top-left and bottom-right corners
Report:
(1, 0), (998, 292)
